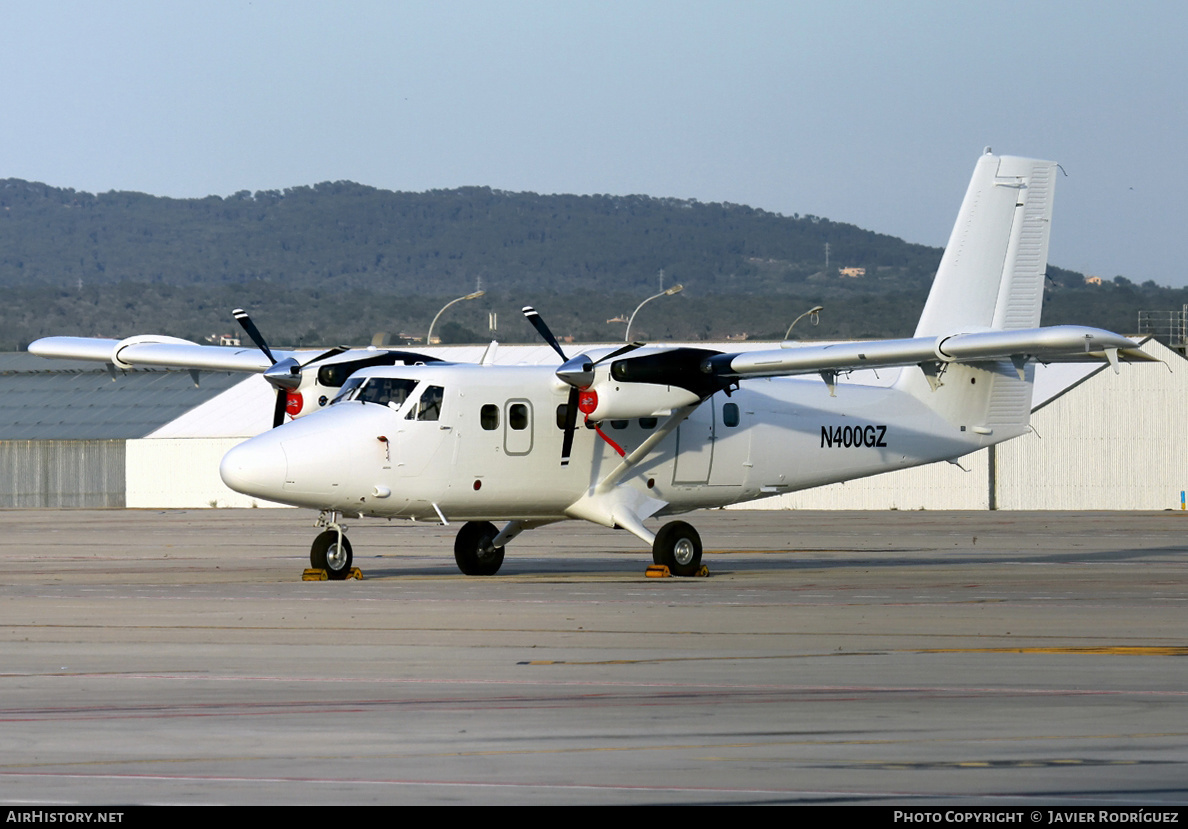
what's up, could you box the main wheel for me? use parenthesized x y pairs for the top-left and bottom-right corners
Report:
(652, 520), (703, 577)
(454, 521), (505, 576)
(311, 530), (353, 580)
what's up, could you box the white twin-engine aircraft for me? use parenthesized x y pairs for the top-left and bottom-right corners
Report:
(31, 151), (1147, 578)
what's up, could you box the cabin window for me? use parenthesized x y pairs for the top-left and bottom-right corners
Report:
(509, 403), (529, 430)
(408, 385), (444, 421)
(723, 402), (740, 428)
(610, 420), (628, 430)
(555, 404), (568, 430)
(639, 417), (658, 430)
(504, 399), (533, 456)
(481, 404), (499, 430)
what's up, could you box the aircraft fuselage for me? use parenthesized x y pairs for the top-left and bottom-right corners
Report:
(219, 362), (996, 523)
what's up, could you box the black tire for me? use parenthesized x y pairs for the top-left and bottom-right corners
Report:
(311, 530), (353, 580)
(652, 520), (702, 577)
(454, 521), (505, 576)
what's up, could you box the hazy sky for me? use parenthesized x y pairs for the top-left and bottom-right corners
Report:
(3, 1), (1184, 285)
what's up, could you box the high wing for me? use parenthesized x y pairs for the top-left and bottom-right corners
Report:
(703, 325), (1153, 382)
(30, 323), (442, 428)
(29, 335), (278, 372)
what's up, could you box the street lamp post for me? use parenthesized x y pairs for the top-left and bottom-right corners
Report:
(625, 284), (683, 343)
(783, 305), (823, 342)
(427, 291), (485, 345)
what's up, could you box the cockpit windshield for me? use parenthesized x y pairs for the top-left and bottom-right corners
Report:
(331, 376), (420, 408)
(330, 377), (366, 404)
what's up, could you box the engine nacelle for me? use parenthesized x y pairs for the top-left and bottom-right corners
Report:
(579, 380), (701, 421)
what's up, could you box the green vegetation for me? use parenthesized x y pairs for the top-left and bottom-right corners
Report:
(0, 178), (1176, 350)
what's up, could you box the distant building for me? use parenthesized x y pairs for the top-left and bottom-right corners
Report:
(1084, 275), (1104, 285)
(838, 267), (865, 278)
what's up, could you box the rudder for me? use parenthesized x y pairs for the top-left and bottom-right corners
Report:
(915, 151), (1057, 337)
(900, 151), (1057, 442)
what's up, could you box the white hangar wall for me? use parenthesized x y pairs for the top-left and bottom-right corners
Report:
(125, 438), (288, 509)
(995, 338), (1186, 510)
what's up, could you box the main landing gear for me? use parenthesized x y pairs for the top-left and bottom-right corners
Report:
(651, 520), (703, 577)
(448, 518), (703, 578)
(454, 521), (506, 576)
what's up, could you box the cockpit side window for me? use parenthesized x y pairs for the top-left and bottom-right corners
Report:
(356, 377), (420, 409)
(407, 385), (444, 421)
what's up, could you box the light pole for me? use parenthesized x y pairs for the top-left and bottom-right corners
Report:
(427, 291), (485, 345)
(783, 305), (823, 342)
(625, 284), (683, 343)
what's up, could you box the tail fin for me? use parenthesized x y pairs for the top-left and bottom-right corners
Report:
(915, 151), (1056, 337)
(900, 151), (1057, 441)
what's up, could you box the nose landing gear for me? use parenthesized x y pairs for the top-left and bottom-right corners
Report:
(306, 511), (358, 580)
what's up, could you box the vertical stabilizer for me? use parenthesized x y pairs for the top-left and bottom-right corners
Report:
(914, 151), (1056, 337)
(899, 151), (1057, 443)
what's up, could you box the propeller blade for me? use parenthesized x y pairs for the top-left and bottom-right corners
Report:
(233, 309), (309, 428)
(233, 308), (277, 365)
(522, 306), (568, 362)
(560, 385), (580, 466)
(593, 341), (646, 365)
(271, 389), (288, 429)
(299, 345), (349, 367)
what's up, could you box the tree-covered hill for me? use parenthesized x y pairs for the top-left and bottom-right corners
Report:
(0, 178), (942, 296)
(0, 177), (1178, 350)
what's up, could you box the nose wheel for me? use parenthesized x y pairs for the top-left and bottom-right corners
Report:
(311, 529), (354, 580)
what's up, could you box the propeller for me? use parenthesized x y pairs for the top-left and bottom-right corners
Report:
(233, 308), (347, 427)
(521, 306), (643, 465)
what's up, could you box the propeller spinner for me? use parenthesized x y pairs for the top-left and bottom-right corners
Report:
(233, 309), (347, 427)
(521, 306), (643, 465)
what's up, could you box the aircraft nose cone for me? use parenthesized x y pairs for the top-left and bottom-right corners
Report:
(220, 437), (287, 498)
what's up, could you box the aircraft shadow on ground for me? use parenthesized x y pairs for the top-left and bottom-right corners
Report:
(343, 542), (1187, 579)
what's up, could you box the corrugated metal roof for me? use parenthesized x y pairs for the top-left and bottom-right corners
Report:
(0, 354), (247, 439)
